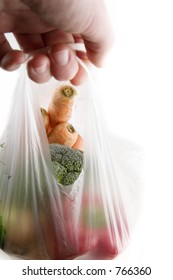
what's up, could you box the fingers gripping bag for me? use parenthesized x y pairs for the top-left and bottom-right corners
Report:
(0, 57), (141, 260)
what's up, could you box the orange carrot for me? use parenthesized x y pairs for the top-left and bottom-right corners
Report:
(48, 84), (77, 128)
(48, 122), (78, 147)
(40, 107), (50, 133)
(72, 134), (84, 151)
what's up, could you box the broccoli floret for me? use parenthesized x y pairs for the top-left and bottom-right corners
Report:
(49, 144), (83, 186)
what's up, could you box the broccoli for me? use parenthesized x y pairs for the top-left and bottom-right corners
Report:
(49, 144), (83, 186)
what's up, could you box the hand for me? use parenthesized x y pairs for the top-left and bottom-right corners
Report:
(0, 0), (115, 84)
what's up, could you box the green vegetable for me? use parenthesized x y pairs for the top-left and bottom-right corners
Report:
(0, 215), (6, 249)
(49, 144), (83, 186)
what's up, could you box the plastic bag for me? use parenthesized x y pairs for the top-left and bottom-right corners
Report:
(0, 61), (140, 260)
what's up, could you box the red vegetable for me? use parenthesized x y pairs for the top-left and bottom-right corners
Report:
(49, 193), (126, 259)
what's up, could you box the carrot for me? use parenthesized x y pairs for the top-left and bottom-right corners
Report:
(48, 84), (77, 128)
(40, 107), (50, 133)
(72, 134), (84, 151)
(48, 122), (78, 147)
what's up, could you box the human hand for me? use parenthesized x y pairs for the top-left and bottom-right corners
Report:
(0, 0), (115, 84)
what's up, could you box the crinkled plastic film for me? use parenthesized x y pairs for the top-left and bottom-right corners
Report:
(0, 59), (140, 260)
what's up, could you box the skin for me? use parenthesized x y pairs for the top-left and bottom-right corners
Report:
(0, 0), (115, 84)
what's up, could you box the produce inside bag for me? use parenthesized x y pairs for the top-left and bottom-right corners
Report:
(0, 65), (139, 259)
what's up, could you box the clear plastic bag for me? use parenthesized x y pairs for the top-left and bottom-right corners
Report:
(0, 61), (140, 260)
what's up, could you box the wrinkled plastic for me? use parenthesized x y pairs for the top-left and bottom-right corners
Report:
(0, 64), (140, 260)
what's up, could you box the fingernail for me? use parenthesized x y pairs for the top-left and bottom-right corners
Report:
(51, 49), (69, 65)
(32, 64), (47, 75)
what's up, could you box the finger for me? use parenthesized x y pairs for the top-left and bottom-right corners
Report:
(70, 51), (90, 85)
(82, 32), (115, 67)
(0, 34), (12, 60)
(14, 31), (75, 53)
(0, 34), (25, 70)
(14, 33), (45, 52)
(27, 53), (51, 83)
(73, 34), (84, 44)
(49, 44), (79, 81)
(81, 2), (115, 67)
(42, 30), (75, 46)
(70, 60), (89, 85)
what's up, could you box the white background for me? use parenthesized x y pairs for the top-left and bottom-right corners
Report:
(0, 0), (173, 265)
